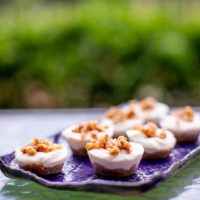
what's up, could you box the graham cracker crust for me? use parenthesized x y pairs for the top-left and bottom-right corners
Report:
(143, 149), (172, 160)
(21, 163), (64, 175)
(92, 162), (138, 177)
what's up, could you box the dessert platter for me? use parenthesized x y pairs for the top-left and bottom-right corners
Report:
(1, 97), (200, 194)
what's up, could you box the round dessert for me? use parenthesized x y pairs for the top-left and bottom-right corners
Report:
(126, 123), (176, 160)
(86, 134), (144, 177)
(62, 119), (114, 156)
(15, 138), (67, 175)
(160, 106), (200, 143)
(134, 97), (169, 124)
(105, 106), (143, 137)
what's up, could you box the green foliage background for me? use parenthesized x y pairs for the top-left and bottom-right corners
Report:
(1, 0), (200, 108)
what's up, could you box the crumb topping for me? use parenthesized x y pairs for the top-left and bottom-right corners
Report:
(72, 121), (108, 139)
(140, 97), (157, 110)
(172, 106), (194, 122)
(21, 138), (62, 156)
(86, 135), (131, 156)
(106, 107), (137, 123)
(132, 123), (166, 139)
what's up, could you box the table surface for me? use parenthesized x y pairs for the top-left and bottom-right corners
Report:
(0, 109), (200, 200)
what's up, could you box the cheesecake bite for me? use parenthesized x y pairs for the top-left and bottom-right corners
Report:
(62, 119), (114, 156)
(86, 135), (144, 177)
(105, 106), (143, 137)
(126, 123), (176, 160)
(135, 97), (169, 124)
(15, 138), (67, 175)
(160, 106), (200, 143)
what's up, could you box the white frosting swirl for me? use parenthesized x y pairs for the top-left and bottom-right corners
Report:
(87, 142), (144, 170)
(126, 129), (176, 154)
(62, 119), (114, 151)
(15, 147), (67, 168)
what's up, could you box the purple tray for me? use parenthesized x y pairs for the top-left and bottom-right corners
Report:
(1, 132), (200, 194)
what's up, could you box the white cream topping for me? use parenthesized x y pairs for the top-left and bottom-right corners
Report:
(87, 143), (144, 170)
(160, 114), (200, 134)
(105, 106), (144, 136)
(136, 103), (169, 122)
(62, 119), (114, 150)
(15, 147), (67, 168)
(113, 118), (144, 137)
(126, 129), (176, 154)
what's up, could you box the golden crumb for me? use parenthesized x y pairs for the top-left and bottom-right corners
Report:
(21, 138), (62, 156)
(98, 134), (109, 149)
(140, 97), (156, 110)
(21, 146), (37, 156)
(159, 132), (167, 139)
(117, 136), (131, 153)
(90, 132), (98, 139)
(86, 135), (131, 156)
(72, 121), (107, 139)
(108, 146), (120, 156)
(126, 110), (137, 119)
(172, 106), (194, 122)
(132, 122), (166, 139)
(106, 107), (137, 123)
(86, 140), (100, 151)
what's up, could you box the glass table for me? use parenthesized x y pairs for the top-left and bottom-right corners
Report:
(0, 109), (200, 200)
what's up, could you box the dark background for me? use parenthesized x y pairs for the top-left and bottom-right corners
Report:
(1, 0), (200, 108)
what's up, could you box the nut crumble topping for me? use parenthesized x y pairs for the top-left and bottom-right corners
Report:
(132, 123), (166, 139)
(172, 106), (194, 122)
(140, 97), (157, 110)
(106, 107), (137, 123)
(72, 121), (108, 139)
(21, 138), (62, 156)
(86, 135), (131, 156)
(90, 132), (98, 139)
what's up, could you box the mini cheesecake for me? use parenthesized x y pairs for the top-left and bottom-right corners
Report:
(105, 106), (143, 137)
(160, 106), (200, 143)
(126, 123), (176, 160)
(62, 119), (114, 156)
(15, 138), (67, 175)
(86, 135), (144, 177)
(134, 97), (169, 124)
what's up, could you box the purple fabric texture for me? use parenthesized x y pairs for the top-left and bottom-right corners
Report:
(1, 132), (200, 193)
